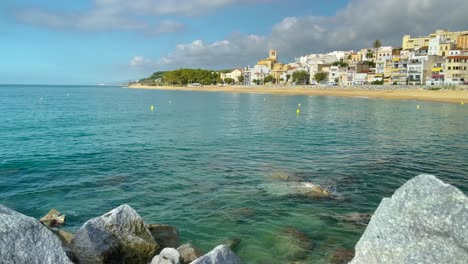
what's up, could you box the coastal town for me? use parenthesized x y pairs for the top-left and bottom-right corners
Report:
(230, 29), (468, 86)
(137, 29), (468, 87)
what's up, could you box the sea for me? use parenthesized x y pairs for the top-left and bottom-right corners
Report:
(0, 84), (467, 263)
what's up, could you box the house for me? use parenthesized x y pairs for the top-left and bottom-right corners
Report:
(444, 54), (468, 85)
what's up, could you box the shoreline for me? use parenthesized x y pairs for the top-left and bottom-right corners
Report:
(127, 84), (468, 104)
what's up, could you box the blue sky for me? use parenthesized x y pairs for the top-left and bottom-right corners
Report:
(1, 0), (468, 85)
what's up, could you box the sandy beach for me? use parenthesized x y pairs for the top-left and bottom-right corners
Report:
(128, 84), (468, 104)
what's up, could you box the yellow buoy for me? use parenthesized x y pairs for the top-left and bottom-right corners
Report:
(417, 105), (420, 109)
(150, 105), (154, 111)
(296, 109), (300, 115)
(462, 101), (465, 105)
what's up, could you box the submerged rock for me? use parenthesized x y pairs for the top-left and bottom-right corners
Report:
(40, 208), (66, 228)
(148, 224), (180, 250)
(177, 243), (203, 264)
(288, 182), (332, 198)
(270, 172), (302, 182)
(276, 227), (314, 261)
(0, 205), (73, 264)
(191, 245), (242, 264)
(151, 248), (181, 264)
(226, 237), (242, 250)
(71, 204), (158, 264)
(333, 212), (372, 226)
(350, 174), (468, 264)
(329, 248), (354, 264)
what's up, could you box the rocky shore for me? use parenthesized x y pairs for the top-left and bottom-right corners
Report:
(1, 174), (466, 264)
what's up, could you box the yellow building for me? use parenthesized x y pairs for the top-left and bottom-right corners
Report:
(257, 49), (291, 82)
(444, 55), (468, 84)
(403, 29), (468, 50)
(257, 50), (278, 70)
(457, 33), (468, 50)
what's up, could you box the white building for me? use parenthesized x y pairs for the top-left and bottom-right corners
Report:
(242, 65), (271, 85)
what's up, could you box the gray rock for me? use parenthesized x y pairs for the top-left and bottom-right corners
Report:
(177, 243), (204, 264)
(190, 245), (242, 264)
(40, 208), (65, 228)
(148, 224), (180, 249)
(0, 205), (73, 264)
(151, 248), (181, 264)
(350, 174), (468, 264)
(71, 204), (158, 264)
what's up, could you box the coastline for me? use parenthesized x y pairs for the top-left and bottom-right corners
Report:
(127, 84), (468, 104)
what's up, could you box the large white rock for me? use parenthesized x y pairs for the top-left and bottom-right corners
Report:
(190, 245), (242, 264)
(151, 247), (181, 264)
(71, 204), (158, 264)
(350, 174), (468, 264)
(0, 205), (73, 264)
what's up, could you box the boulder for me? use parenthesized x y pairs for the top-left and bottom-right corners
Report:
(225, 237), (242, 250)
(270, 172), (301, 182)
(40, 208), (65, 228)
(350, 174), (468, 264)
(71, 204), (158, 264)
(0, 205), (73, 264)
(148, 224), (180, 249)
(177, 243), (204, 264)
(288, 182), (331, 198)
(51, 229), (74, 247)
(151, 248), (181, 264)
(190, 245), (242, 264)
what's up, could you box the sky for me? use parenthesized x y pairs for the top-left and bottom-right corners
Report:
(1, 0), (468, 85)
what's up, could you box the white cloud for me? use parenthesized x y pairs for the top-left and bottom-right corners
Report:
(13, 0), (270, 33)
(130, 56), (154, 68)
(141, 0), (468, 70)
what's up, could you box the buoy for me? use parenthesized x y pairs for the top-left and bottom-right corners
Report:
(462, 101), (465, 105)
(298, 103), (301, 108)
(169, 100), (172, 104)
(150, 105), (154, 111)
(264, 98), (266, 101)
(417, 105), (420, 109)
(296, 109), (300, 115)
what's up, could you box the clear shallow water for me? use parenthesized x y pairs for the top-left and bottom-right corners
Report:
(0, 85), (467, 263)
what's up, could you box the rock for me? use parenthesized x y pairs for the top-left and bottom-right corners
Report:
(335, 212), (372, 226)
(277, 227), (314, 261)
(226, 237), (242, 250)
(190, 245), (242, 264)
(270, 172), (301, 182)
(51, 229), (74, 247)
(0, 205), (73, 264)
(148, 224), (180, 249)
(40, 208), (65, 228)
(177, 243), (203, 264)
(288, 182), (332, 198)
(350, 174), (468, 264)
(329, 248), (354, 264)
(151, 248), (181, 264)
(71, 204), (158, 264)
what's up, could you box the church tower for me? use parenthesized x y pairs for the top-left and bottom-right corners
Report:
(269, 49), (278, 63)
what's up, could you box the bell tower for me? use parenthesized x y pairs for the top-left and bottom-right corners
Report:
(269, 49), (278, 63)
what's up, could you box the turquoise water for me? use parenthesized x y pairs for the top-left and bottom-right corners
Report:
(1, 85), (467, 263)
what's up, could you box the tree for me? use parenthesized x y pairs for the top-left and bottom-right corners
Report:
(314, 72), (327, 83)
(237, 75), (244, 84)
(373, 39), (382, 61)
(264, 75), (274, 83)
(366, 50), (374, 60)
(332, 61), (348, 67)
(224, 78), (235, 84)
(286, 74), (291, 82)
(292, 70), (309, 84)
